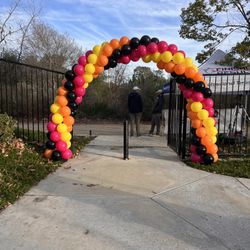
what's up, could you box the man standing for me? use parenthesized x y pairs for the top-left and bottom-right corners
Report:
(149, 89), (164, 135)
(128, 86), (143, 136)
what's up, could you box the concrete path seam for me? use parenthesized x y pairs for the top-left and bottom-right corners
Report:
(150, 198), (232, 250)
(235, 178), (250, 192)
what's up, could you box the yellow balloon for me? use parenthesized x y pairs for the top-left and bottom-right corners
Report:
(173, 52), (185, 64)
(84, 82), (89, 88)
(66, 140), (71, 149)
(207, 127), (218, 136)
(52, 113), (63, 124)
(57, 123), (67, 133)
(85, 63), (95, 74)
(92, 45), (102, 55)
(60, 132), (72, 142)
(87, 54), (97, 64)
(161, 51), (172, 63)
(142, 54), (151, 63)
(203, 117), (215, 128)
(212, 136), (217, 144)
(197, 109), (209, 120)
(191, 102), (203, 112)
(152, 52), (161, 62)
(50, 103), (60, 114)
(184, 57), (193, 67)
(84, 73), (93, 83)
(192, 65), (199, 72)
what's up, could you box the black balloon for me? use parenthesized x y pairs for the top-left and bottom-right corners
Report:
(196, 145), (207, 155)
(71, 110), (77, 117)
(191, 135), (200, 146)
(64, 81), (75, 91)
(203, 153), (214, 165)
(47, 132), (51, 140)
(190, 128), (196, 135)
(112, 49), (122, 60)
(129, 37), (140, 49)
(176, 76), (186, 84)
(184, 78), (195, 89)
(140, 35), (151, 46)
(68, 101), (78, 110)
(104, 62), (110, 70)
(67, 92), (76, 101)
(109, 58), (117, 68)
(171, 72), (178, 78)
(121, 45), (132, 55)
(65, 70), (75, 81)
(202, 88), (212, 98)
(46, 140), (56, 149)
(193, 81), (205, 92)
(52, 150), (62, 161)
(151, 37), (159, 43)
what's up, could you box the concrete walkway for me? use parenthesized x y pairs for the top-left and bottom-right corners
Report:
(0, 135), (250, 250)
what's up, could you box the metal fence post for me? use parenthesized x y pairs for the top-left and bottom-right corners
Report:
(123, 120), (129, 160)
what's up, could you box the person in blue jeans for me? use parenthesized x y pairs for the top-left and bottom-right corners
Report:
(128, 86), (143, 136)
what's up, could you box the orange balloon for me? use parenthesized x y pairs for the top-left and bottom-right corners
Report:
(63, 116), (75, 126)
(186, 103), (192, 111)
(193, 72), (204, 82)
(110, 39), (120, 49)
(57, 87), (67, 96)
(212, 153), (218, 162)
(95, 65), (104, 74)
(201, 136), (213, 147)
(67, 125), (73, 132)
(56, 96), (68, 107)
(196, 127), (207, 138)
(44, 149), (53, 159)
(59, 106), (71, 117)
(102, 44), (113, 57)
(207, 144), (218, 154)
(192, 119), (202, 129)
(164, 61), (175, 73)
(157, 61), (165, 70)
(119, 36), (129, 46)
(185, 67), (196, 78)
(97, 55), (108, 67)
(174, 64), (186, 75)
(188, 111), (198, 120)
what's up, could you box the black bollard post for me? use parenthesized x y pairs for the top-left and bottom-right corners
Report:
(123, 120), (129, 160)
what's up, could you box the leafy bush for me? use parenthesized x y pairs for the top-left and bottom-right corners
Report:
(0, 113), (17, 143)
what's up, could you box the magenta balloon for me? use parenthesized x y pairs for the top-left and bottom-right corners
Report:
(85, 50), (93, 58)
(158, 41), (168, 53)
(168, 44), (178, 54)
(74, 87), (85, 97)
(130, 50), (140, 62)
(136, 45), (147, 57)
(74, 64), (84, 76)
(47, 121), (57, 132)
(75, 96), (83, 105)
(178, 50), (186, 57)
(73, 76), (85, 87)
(78, 55), (87, 66)
(61, 149), (73, 160)
(178, 84), (186, 92)
(50, 131), (60, 142)
(192, 92), (204, 102)
(191, 153), (202, 163)
(208, 107), (215, 117)
(147, 42), (158, 54)
(202, 98), (214, 108)
(190, 145), (196, 153)
(183, 89), (193, 99)
(56, 140), (67, 152)
(120, 55), (130, 64)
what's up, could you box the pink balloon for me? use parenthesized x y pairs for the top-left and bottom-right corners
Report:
(47, 121), (57, 132)
(50, 131), (60, 142)
(62, 149), (73, 160)
(183, 89), (193, 99)
(136, 45), (147, 57)
(56, 140), (67, 152)
(168, 44), (178, 54)
(85, 50), (92, 58)
(74, 87), (86, 97)
(78, 55), (87, 66)
(190, 145), (197, 153)
(130, 50), (140, 62)
(207, 108), (214, 117)
(191, 153), (202, 163)
(202, 98), (214, 108)
(75, 96), (83, 105)
(158, 41), (168, 53)
(147, 42), (158, 54)
(178, 50), (186, 57)
(73, 76), (85, 87)
(192, 92), (204, 102)
(74, 64), (84, 76)
(120, 56), (130, 64)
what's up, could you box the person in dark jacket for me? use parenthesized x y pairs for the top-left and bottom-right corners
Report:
(149, 89), (164, 135)
(128, 86), (143, 136)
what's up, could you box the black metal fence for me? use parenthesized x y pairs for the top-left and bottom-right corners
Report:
(168, 73), (250, 158)
(0, 59), (64, 143)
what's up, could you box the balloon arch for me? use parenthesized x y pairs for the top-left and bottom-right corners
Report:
(44, 35), (218, 165)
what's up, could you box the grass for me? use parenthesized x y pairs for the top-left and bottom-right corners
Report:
(185, 158), (250, 178)
(0, 130), (92, 211)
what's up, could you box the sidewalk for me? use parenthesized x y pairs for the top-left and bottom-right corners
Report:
(0, 135), (249, 250)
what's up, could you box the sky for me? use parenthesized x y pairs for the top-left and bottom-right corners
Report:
(0, 0), (247, 74)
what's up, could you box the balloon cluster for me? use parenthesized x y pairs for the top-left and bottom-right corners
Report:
(44, 35), (218, 164)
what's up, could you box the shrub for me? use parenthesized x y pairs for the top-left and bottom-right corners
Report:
(0, 113), (17, 143)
